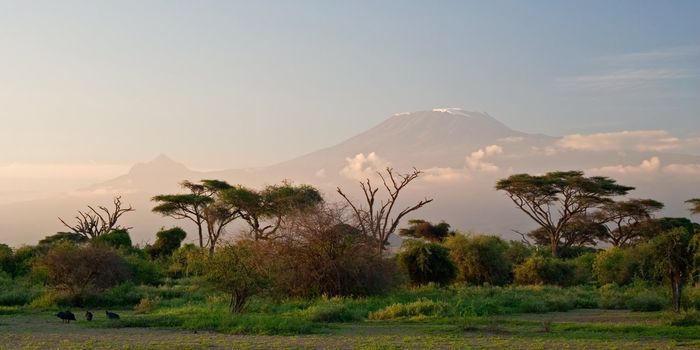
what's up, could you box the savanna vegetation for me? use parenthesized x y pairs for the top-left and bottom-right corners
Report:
(2, 168), (700, 349)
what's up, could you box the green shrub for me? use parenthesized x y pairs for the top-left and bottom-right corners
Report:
(598, 284), (626, 309)
(444, 234), (512, 286)
(397, 240), (456, 286)
(626, 290), (665, 311)
(147, 227), (187, 259)
(300, 304), (359, 323)
(134, 296), (161, 314)
(123, 254), (162, 285)
(368, 298), (449, 320)
(670, 309), (700, 326)
(513, 256), (574, 286)
(92, 229), (133, 249)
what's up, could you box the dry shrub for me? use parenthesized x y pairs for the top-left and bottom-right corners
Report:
(37, 244), (131, 304)
(268, 205), (398, 298)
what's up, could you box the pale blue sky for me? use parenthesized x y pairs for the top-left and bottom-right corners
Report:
(1, 0), (698, 169)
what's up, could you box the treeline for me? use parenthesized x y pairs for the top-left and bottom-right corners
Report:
(0, 168), (698, 316)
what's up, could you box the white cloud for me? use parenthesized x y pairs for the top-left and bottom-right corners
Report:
(557, 130), (681, 152)
(422, 167), (468, 183)
(559, 69), (694, 89)
(315, 168), (326, 178)
(591, 157), (661, 174)
(339, 152), (389, 180)
(498, 136), (524, 143)
(663, 163), (700, 176)
(466, 145), (503, 172)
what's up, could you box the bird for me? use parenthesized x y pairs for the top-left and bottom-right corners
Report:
(106, 310), (120, 320)
(56, 311), (76, 323)
(85, 311), (93, 321)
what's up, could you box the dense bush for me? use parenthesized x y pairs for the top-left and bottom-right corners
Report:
(36, 244), (131, 305)
(270, 208), (399, 297)
(206, 240), (272, 313)
(92, 229), (133, 249)
(397, 239), (456, 286)
(445, 234), (512, 286)
(147, 227), (187, 259)
(513, 256), (574, 286)
(593, 244), (657, 286)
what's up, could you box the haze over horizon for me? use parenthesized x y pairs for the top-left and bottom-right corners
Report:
(1, 1), (699, 244)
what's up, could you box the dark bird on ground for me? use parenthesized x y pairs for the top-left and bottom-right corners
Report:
(85, 311), (93, 321)
(56, 311), (76, 323)
(106, 310), (120, 320)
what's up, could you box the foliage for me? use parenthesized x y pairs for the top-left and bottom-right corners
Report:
(686, 199), (700, 215)
(369, 298), (448, 320)
(206, 241), (272, 313)
(37, 232), (88, 247)
(220, 181), (323, 241)
(36, 244), (131, 305)
(397, 239), (456, 286)
(269, 206), (399, 297)
(444, 234), (512, 286)
(92, 228), (132, 249)
(147, 227), (187, 259)
(496, 170), (633, 257)
(399, 219), (454, 242)
(649, 226), (699, 313)
(513, 255), (575, 286)
(594, 199), (665, 246)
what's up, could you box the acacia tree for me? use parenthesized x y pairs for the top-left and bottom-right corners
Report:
(496, 171), (633, 257)
(220, 182), (323, 240)
(152, 181), (214, 248)
(58, 196), (134, 239)
(153, 180), (238, 253)
(337, 167), (433, 255)
(594, 199), (665, 247)
(526, 213), (604, 249)
(687, 199), (700, 215)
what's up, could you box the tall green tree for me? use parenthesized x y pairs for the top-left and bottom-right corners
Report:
(687, 199), (700, 215)
(221, 182), (323, 240)
(594, 199), (664, 247)
(496, 171), (633, 257)
(650, 226), (699, 313)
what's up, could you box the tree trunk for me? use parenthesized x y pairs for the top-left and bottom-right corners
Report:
(672, 275), (682, 313)
(197, 223), (204, 249)
(550, 236), (559, 258)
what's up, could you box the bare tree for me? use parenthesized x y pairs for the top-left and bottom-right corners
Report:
(337, 167), (433, 255)
(58, 196), (134, 239)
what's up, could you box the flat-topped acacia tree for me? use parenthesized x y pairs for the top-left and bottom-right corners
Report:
(594, 199), (665, 247)
(220, 181), (323, 241)
(496, 171), (633, 257)
(152, 179), (238, 253)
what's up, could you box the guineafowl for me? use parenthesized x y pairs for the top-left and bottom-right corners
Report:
(106, 310), (120, 320)
(56, 311), (76, 323)
(85, 311), (93, 321)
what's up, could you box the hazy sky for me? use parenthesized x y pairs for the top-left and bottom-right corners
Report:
(1, 0), (699, 171)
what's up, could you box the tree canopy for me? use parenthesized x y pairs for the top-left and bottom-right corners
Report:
(496, 171), (633, 257)
(687, 199), (700, 215)
(399, 219), (454, 242)
(220, 182), (323, 240)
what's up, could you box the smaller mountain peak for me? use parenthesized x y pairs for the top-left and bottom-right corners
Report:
(149, 154), (177, 164)
(128, 154), (189, 176)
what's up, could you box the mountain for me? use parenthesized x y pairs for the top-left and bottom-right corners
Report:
(1, 109), (699, 246)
